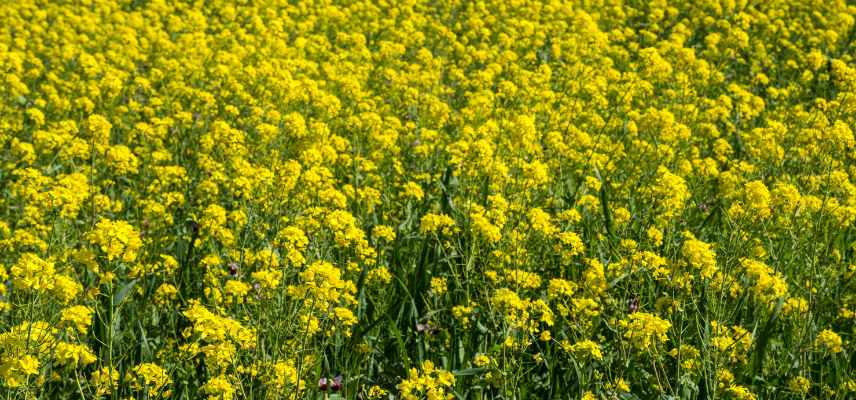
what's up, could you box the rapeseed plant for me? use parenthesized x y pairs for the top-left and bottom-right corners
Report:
(0, 0), (853, 398)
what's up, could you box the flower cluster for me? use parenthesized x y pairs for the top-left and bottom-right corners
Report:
(397, 361), (455, 400)
(620, 312), (672, 352)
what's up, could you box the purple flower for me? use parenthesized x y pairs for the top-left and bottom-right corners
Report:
(331, 375), (343, 392)
(628, 298), (640, 314)
(318, 377), (328, 391)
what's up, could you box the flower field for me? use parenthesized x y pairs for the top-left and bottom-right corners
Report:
(0, 0), (855, 399)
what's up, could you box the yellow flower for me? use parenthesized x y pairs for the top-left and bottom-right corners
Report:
(251, 269), (282, 291)
(504, 269), (542, 290)
(669, 344), (701, 370)
(154, 283), (179, 305)
(652, 166), (690, 220)
(91, 367), (119, 396)
(403, 181), (425, 201)
(367, 385), (389, 399)
(430, 277), (448, 295)
(740, 258), (788, 302)
(224, 280), (252, 304)
(710, 321), (753, 364)
(86, 219), (142, 262)
(528, 208), (558, 237)
(54, 342), (97, 367)
(201, 375), (236, 400)
(743, 180), (772, 220)
(611, 378), (630, 393)
(366, 267), (392, 286)
(583, 258), (607, 296)
(397, 361), (454, 400)
(10, 253), (56, 291)
(646, 226), (664, 246)
(681, 232), (718, 279)
(128, 363), (170, 395)
(265, 360), (303, 394)
(0, 355), (40, 387)
(788, 376), (811, 395)
(473, 354), (491, 367)
(372, 225), (397, 242)
(620, 312), (671, 352)
(52, 274), (82, 303)
(85, 114), (112, 148)
(0, 321), (57, 354)
(452, 304), (474, 327)
(183, 301), (256, 349)
(724, 384), (757, 400)
(420, 213), (456, 235)
(556, 231), (585, 257)
(561, 339), (603, 361)
(105, 145), (140, 174)
(783, 297), (808, 317)
(815, 329), (843, 353)
(61, 305), (94, 334)
(471, 210), (502, 244)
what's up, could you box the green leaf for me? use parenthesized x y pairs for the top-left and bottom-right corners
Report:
(114, 278), (140, 305)
(452, 367), (486, 376)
